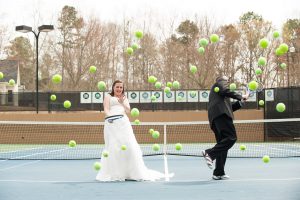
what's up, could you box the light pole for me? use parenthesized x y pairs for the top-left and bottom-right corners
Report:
(16, 25), (54, 113)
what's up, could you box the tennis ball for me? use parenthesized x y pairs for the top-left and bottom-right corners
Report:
(0, 72), (3, 79)
(155, 82), (162, 89)
(273, 31), (280, 38)
(275, 48), (284, 56)
(259, 38), (269, 49)
(94, 162), (101, 171)
(175, 143), (182, 151)
(255, 68), (263, 76)
(152, 144), (160, 151)
(121, 144), (127, 150)
(135, 30), (144, 39)
(190, 65), (197, 74)
(190, 91), (197, 97)
(239, 144), (246, 151)
(131, 43), (139, 50)
(199, 38), (209, 47)
(210, 34), (219, 43)
(52, 74), (62, 84)
(102, 150), (109, 158)
(97, 81), (106, 91)
(63, 100), (71, 109)
(198, 47), (205, 54)
(259, 100), (265, 106)
(131, 108), (140, 117)
(50, 94), (56, 101)
(149, 129), (154, 134)
(172, 81), (180, 89)
(229, 83), (236, 91)
(166, 82), (173, 88)
(248, 81), (258, 91)
(68, 140), (76, 147)
(258, 57), (267, 66)
(279, 43), (288, 53)
(262, 155), (270, 163)
(134, 119), (140, 125)
(280, 63), (287, 69)
(152, 131), (160, 139)
(148, 76), (157, 83)
(150, 95), (156, 101)
(89, 66), (97, 73)
(126, 47), (134, 55)
(164, 87), (171, 94)
(276, 103), (286, 112)
(9, 79), (15, 86)
(214, 87), (220, 93)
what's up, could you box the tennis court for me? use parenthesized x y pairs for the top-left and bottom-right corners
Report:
(0, 119), (300, 200)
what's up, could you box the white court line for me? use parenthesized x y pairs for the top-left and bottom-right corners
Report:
(0, 177), (300, 183)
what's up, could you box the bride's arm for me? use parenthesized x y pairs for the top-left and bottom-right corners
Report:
(103, 95), (111, 116)
(121, 96), (131, 114)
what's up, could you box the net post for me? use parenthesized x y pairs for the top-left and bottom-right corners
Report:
(163, 124), (170, 181)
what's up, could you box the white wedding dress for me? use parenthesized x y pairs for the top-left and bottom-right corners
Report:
(96, 96), (165, 181)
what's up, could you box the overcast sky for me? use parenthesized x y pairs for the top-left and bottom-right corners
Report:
(0, 0), (299, 34)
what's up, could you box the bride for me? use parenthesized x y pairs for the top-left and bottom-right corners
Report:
(96, 80), (165, 181)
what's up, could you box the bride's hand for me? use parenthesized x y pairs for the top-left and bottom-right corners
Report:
(118, 95), (126, 104)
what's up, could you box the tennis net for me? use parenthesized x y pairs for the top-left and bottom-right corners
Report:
(0, 118), (299, 160)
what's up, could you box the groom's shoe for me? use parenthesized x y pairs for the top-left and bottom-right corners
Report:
(212, 174), (230, 180)
(201, 150), (213, 169)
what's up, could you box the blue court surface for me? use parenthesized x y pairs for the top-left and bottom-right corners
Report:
(0, 156), (299, 200)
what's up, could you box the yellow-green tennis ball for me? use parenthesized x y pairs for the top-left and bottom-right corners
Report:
(121, 144), (127, 150)
(155, 82), (162, 89)
(164, 87), (171, 94)
(190, 65), (197, 74)
(280, 63), (287, 69)
(52, 74), (62, 84)
(262, 155), (270, 163)
(149, 128), (154, 134)
(240, 144), (246, 151)
(172, 81), (180, 89)
(190, 91), (197, 98)
(97, 81), (106, 91)
(214, 87), (220, 93)
(229, 83), (236, 91)
(152, 131), (160, 139)
(64, 100), (71, 109)
(199, 38), (209, 47)
(175, 143), (182, 151)
(166, 82), (173, 88)
(279, 43), (288, 53)
(0, 72), (3, 79)
(131, 43), (139, 50)
(89, 66), (97, 73)
(258, 57), (267, 66)
(248, 81), (258, 91)
(102, 150), (109, 158)
(259, 100), (265, 106)
(134, 119), (140, 125)
(152, 144), (160, 151)
(210, 34), (219, 43)
(273, 31), (280, 38)
(148, 75), (156, 83)
(9, 79), (15, 86)
(275, 48), (284, 56)
(130, 108), (140, 117)
(255, 68), (263, 76)
(135, 30), (143, 39)
(126, 47), (134, 55)
(259, 38), (269, 49)
(198, 47), (205, 54)
(50, 94), (56, 101)
(276, 103), (286, 112)
(94, 162), (101, 171)
(68, 140), (76, 147)
(150, 95), (156, 101)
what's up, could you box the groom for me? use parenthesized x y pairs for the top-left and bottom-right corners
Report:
(202, 76), (249, 180)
